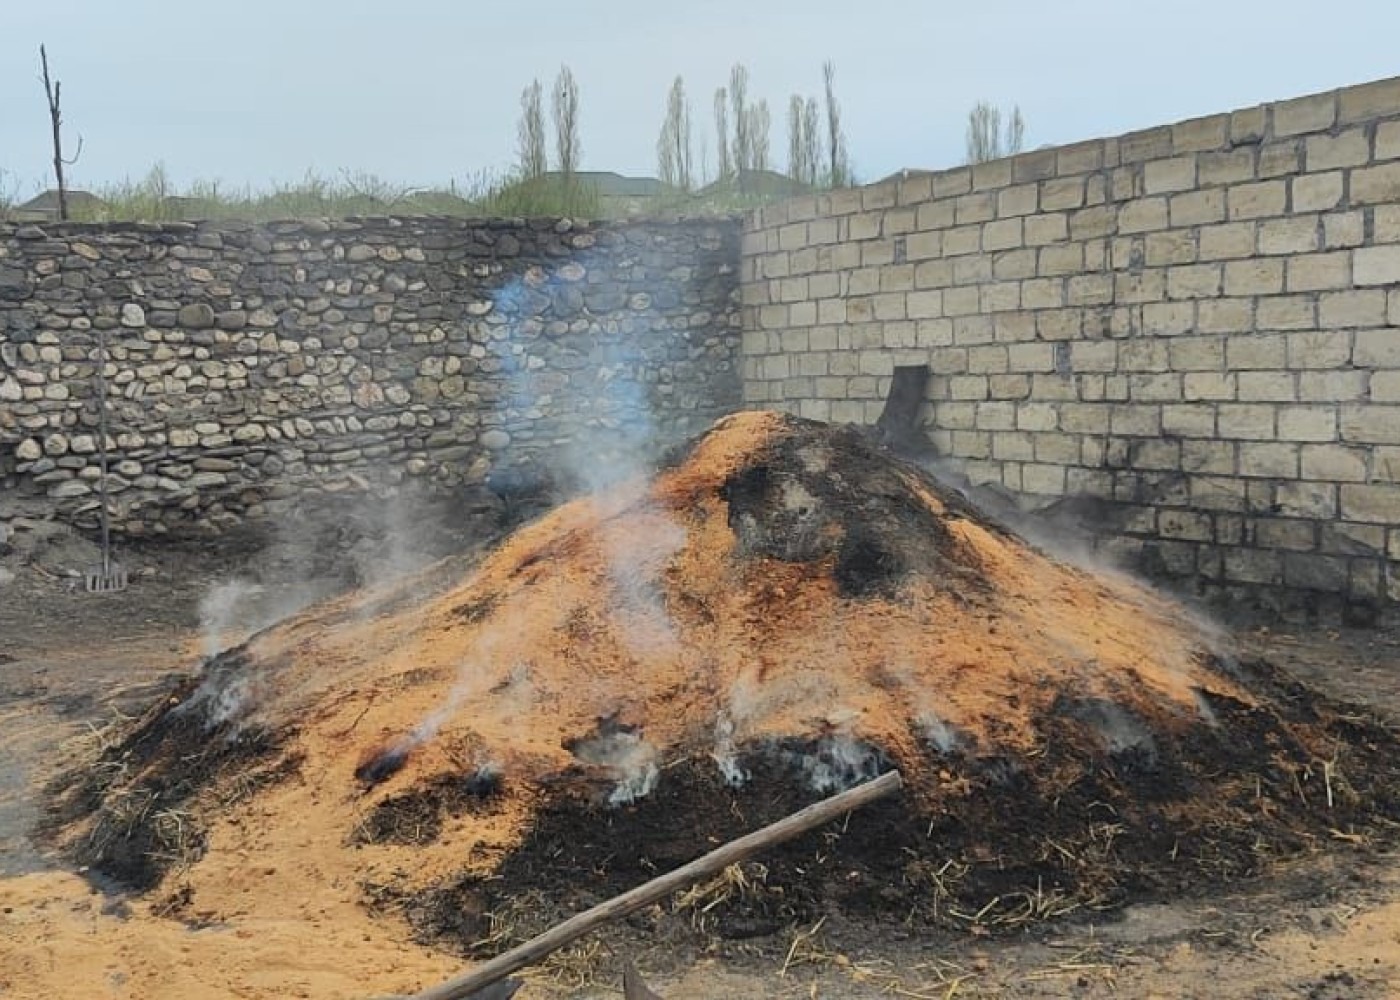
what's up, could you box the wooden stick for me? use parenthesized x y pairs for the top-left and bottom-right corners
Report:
(387, 770), (904, 1000)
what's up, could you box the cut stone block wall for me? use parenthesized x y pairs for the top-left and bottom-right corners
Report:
(740, 78), (1400, 613)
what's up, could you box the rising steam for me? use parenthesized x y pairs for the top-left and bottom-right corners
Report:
(789, 735), (890, 795)
(402, 629), (516, 754)
(916, 709), (961, 755)
(189, 575), (332, 729)
(198, 579), (260, 663)
(594, 504), (685, 654)
(186, 580), (264, 731)
(711, 711), (749, 788)
(487, 256), (687, 658)
(587, 731), (661, 805)
(177, 646), (261, 732)
(566, 721), (662, 805)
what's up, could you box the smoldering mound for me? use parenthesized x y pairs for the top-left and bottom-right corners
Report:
(41, 411), (1400, 956)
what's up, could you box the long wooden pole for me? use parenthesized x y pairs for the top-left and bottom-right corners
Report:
(387, 770), (904, 1000)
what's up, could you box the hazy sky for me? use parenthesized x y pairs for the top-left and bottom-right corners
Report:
(2, 0), (1398, 197)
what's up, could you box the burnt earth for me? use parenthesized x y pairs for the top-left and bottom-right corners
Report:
(395, 664), (1400, 955)
(717, 420), (999, 600)
(354, 744), (413, 787)
(352, 768), (505, 846)
(40, 646), (297, 891)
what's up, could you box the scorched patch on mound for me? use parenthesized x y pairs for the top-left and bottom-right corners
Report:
(41, 646), (299, 891)
(42, 411), (1400, 952)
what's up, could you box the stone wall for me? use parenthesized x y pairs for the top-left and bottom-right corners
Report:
(0, 217), (740, 536)
(741, 77), (1400, 613)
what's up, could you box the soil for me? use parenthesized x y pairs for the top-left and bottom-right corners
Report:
(3, 411), (1400, 999)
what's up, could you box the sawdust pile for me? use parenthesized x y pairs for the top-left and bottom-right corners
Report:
(40, 411), (1400, 962)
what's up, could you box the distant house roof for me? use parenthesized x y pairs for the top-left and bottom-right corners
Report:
(536, 171), (671, 198)
(698, 169), (814, 198)
(13, 189), (107, 219)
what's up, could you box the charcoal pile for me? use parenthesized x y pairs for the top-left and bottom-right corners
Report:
(43, 411), (1400, 958)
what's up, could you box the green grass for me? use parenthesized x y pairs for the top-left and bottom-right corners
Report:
(0, 168), (19, 219)
(0, 163), (806, 225)
(35, 165), (603, 223)
(76, 168), (458, 223)
(57, 166), (687, 223)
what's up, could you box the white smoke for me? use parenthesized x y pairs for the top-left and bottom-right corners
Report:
(469, 760), (505, 791)
(196, 572), (341, 667)
(795, 735), (888, 795)
(1079, 701), (1155, 756)
(916, 709), (960, 754)
(557, 341), (662, 495)
(716, 668), (886, 794)
(183, 579), (268, 732)
(570, 729), (661, 805)
(711, 712), (749, 788)
(402, 629), (514, 753)
(596, 505), (685, 655)
(198, 579), (261, 663)
(189, 573), (334, 727)
(1192, 688), (1221, 727)
(203, 673), (255, 728)
(601, 732), (661, 806)
(722, 666), (848, 735)
(487, 259), (687, 659)
(349, 485), (441, 602)
(886, 663), (962, 755)
(177, 649), (261, 732)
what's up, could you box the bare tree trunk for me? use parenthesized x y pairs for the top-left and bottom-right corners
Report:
(966, 101), (1003, 164)
(517, 80), (546, 179)
(729, 64), (750, 193)
(1007, 106), (1026, 156)
(714, 87), (731, 181)
(823, 60), (849, 187)
(656, 77), (692, 192)
(803, 96), (821, 187)
(749, 99), (770, 173)
(552, 65), (581, 181)
(787, 95), (805, 182)
(39, 44), (70, 221)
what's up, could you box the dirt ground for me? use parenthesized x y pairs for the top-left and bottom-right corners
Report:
(2, 540), (1400, 999)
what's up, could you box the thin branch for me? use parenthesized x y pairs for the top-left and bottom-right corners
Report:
(63, 133), (84, 166)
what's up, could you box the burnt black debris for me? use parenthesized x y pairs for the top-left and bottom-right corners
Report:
(355, 744), (412, 787)
(352, 766), (506, 846)
(399, 684), (1400, 957)
(39, 647), (295, 892)
(718, 420), (995, 599)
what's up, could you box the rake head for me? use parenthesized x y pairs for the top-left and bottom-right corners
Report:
(84, 563), (129, 593)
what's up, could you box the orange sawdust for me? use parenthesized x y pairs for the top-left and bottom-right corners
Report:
(18, 409), (1399, 1000)
(251, 409), (1235, 816)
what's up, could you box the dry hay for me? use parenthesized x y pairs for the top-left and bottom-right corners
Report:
(41, 410), (1400, 961)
